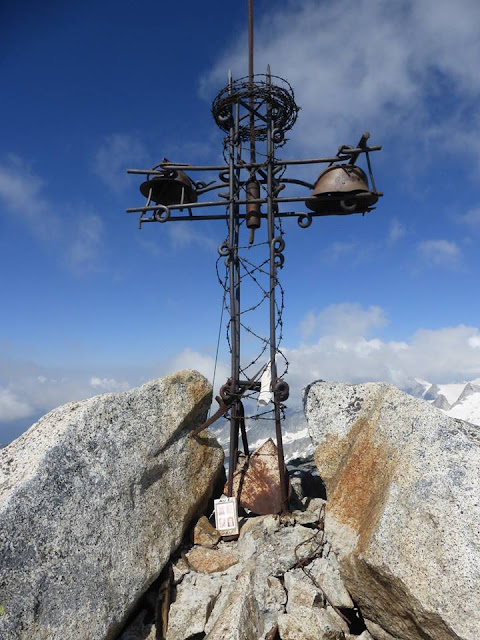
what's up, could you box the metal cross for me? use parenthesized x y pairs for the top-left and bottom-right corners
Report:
(126, 0), (382, 514)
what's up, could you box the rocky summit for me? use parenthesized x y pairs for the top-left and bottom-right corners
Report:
(0, 371), (479, 640)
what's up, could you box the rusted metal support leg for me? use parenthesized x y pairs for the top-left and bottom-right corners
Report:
(238, 400), (249, 457)
(227, 401), (240, 497)
(266, 68), (289, 514)
(273, 395), (288, 512)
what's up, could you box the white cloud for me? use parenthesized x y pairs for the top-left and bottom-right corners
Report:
(66, 213), (104, 274)
(89, 377), (130, 392)
(321, 240), (377, 265)
(0, 155), (61, 241)
(321, 241), (358, 262)
(287, 309), (480, 402)
(2, 311), (480, 438)
(0, 387), (33, 422)
(201, 0), (480, 167)
(0, 361), (133, 428)
(92, 133), (149, 191)
(167, 222), (217, 251)
(417, 239), (461, 267)
(0, 156), (105, 274)
(165, 347), (228, 387)
(0, 155), (45, 210)
(0, 347), (229, 434)
(300, 311), (316, 339)
(469, 336), (480, 349)
(389, 218), (406, 243)
(301, 303), (387, 340)
(459, 207), (480, 229)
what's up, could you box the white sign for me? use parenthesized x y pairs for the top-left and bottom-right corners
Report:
(214, 496), (239, 537)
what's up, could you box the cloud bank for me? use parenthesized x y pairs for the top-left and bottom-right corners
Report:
(201, 0), (480, 164)
(287, 303), (480, 397)
(2, 303), (479, 443)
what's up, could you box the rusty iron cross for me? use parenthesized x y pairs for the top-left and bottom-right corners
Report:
(126, 0), (382, 514)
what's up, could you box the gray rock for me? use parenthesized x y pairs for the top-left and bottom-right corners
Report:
(0, 370), (224, 640)
(166, 572), (223, 640)
(283, 555), (353, 609)
(364, 619), (399, 640)
(305, 496), (327, 514)
(118, 610), (155, 640)
(292, 509), (319, 526)
(284, 571), (319, 609)
(205, 568), (262, 639)
(347, 632), (374, 640)
(165, 514), (336, 639)
(193, 515), (221, 548)
(304, 381), (480, 640)
(277, 606), (348, 640)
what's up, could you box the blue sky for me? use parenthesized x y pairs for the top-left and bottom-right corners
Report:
(1, 0), (480, 443)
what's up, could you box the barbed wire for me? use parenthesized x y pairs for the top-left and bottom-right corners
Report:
(213, 121), (292, 421)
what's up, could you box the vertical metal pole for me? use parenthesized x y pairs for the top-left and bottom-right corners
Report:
(248, 0), (256, 170)
(247, 0), (258, 245)
(227, 72), (241, 497)
(266, 66), (288, 512)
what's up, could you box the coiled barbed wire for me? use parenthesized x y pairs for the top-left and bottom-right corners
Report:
(213, 74), (299, 145)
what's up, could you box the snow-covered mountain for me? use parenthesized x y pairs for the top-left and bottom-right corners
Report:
(211, 377), (480, 464)
(210, 406), (313, 464)
(407, 377), (480, 423)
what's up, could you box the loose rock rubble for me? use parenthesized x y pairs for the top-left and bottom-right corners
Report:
(121, 501), (373, 640)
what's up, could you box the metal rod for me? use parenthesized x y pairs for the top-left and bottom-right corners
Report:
(248, 0), (256, 173)
(233, 98), (242, 480)
(227, 72), (240, 498)
(125, 146), (382, 176)
(137, 206), (378, 224)
(238, 401), (249, 456)
(266, 67), (288, 513)
(127, 166), (229, 174)
(126, 191), (383, 214)
(275, 147), (382, 165)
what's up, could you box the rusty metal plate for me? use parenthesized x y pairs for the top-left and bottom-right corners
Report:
(225, 439), (290, 515)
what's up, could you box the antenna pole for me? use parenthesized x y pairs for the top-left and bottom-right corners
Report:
(248, 0), (256, 171)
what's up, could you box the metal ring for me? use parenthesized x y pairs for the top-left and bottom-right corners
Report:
(271, 106), (281, 121)
(154, 205), (170, 223)
(194, 181), (207, 190)
(340, 198), (357, 213)
(217, 109), (232, 125)
(275, 379), (290, 401)
(218, 242), (230, 257)
(219, 170), (230, 183)
(272, 236), (285, 253)
(274, 253), (285, 268)
(298, 213), (312, 228)
(272, 128), (285, 144)
(220, 380), (234, 401)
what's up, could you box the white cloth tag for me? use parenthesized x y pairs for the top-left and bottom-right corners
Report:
(258, 362), (273, 406)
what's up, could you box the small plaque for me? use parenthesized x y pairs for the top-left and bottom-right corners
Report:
(214, 496), (239, 537)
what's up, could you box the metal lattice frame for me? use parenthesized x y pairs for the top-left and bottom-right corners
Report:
(126, 3), (382, 514)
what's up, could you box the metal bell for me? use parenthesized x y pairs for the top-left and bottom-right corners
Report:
(140, 167), (197, 207)
(306, 164), (377, 214)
